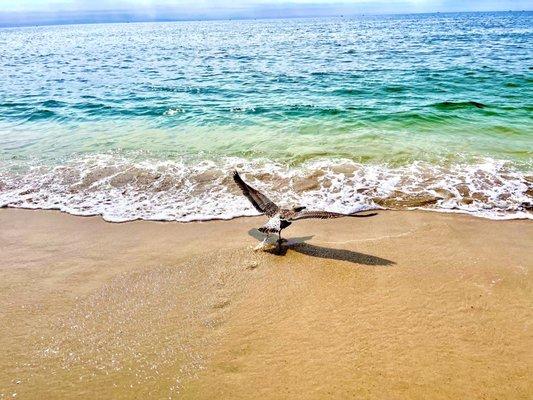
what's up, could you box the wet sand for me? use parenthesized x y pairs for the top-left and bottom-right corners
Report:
(0, 208), (532, 399)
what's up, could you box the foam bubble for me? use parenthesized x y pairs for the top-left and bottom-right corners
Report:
(0, 155), (531, 222)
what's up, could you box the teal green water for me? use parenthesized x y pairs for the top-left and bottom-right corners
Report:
(0, 12), (531, 221)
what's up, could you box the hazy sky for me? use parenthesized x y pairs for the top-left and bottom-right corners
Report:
(0, 1), (530, 27)
(1, 0), (531, 13)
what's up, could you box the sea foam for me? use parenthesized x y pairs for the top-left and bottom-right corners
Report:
(0, 155), (531, 222)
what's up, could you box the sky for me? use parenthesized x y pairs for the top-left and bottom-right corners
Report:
(0, 1), (531, 26)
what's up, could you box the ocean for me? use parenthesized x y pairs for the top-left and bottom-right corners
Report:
(0, 12), (531, 221)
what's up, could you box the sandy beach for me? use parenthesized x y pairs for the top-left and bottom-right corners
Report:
(0, 208), (531, 399)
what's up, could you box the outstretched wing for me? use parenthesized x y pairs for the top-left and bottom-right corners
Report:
(290, 210), (378, 221)
(233, 171), (279, 216)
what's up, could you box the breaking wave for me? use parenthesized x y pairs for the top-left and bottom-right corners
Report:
(0, 155), (531, 222)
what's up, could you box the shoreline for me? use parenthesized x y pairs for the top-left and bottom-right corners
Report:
(1, 203), (532, 224)
(1, 208), (532, 399)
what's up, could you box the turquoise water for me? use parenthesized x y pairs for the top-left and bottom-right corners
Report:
(0, 12), (531, 221)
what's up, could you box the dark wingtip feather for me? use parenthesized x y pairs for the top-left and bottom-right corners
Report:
(233, 170), (243, 183)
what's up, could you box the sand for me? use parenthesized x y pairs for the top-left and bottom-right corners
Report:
(0, 208), (532, 399)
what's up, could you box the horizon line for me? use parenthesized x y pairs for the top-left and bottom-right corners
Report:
(0, 9), (531, 29)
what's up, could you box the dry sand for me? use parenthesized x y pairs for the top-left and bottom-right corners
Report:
(0, 208), (532, 399)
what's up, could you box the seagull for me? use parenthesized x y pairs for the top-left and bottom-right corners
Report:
(233, 171), (377, 252)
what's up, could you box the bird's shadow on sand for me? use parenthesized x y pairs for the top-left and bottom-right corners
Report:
(248, 229), (395, 266)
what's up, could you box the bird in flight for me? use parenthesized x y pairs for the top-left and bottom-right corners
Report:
(233, 171), (377, 252)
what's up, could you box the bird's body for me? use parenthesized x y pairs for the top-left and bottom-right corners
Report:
(258, 215), (288, 234)
(233, 171), (377, 251)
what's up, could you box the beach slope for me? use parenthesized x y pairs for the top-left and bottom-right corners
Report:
(0, 209), (531, 399)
